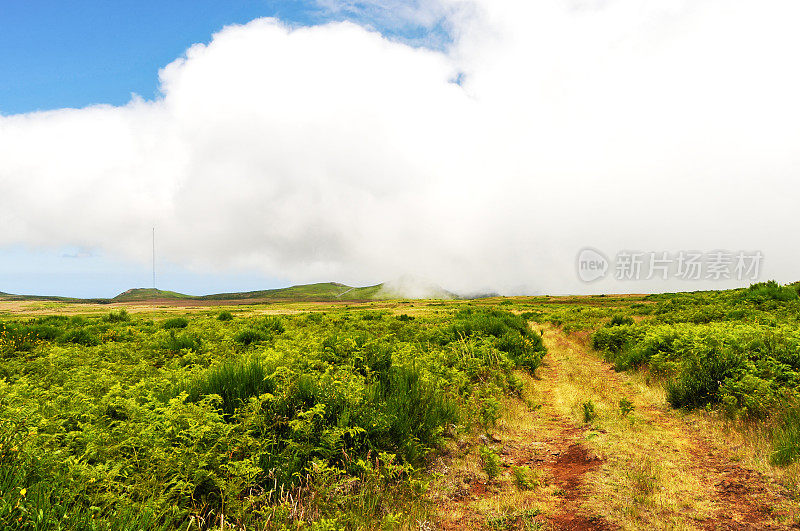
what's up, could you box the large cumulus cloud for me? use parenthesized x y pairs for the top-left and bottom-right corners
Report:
(1, 0), (799, 295)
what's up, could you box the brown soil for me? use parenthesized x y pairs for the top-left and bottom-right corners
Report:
(693, 434), (797, 530)
(545, 444), (614, 530)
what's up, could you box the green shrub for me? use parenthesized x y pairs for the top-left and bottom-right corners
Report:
(480, 396), (502, 429)
(512, 465), (537, 490)
(161, 317), (189, 329)
(304, 312), (324, 323)
(360, 311), (385, 321)
(479, 445), (501, 479)
(262, 316), (285, 334)
(185, 356), (274, 416)
(450, 309), (530, 341)
(234, 328), (267, 345)
(591, 325), (641, 357)
(161, 331), (200, 352)
(217, 310), (233, 321)
(495, 330), (546, 373)
(25, 324), (62, 342)
(104, 309), (130, 322)
(612, 326), (680, 372)
(34, 315), (69, 325)
(619, 398), (635, 417)
(666, 341), (745, 410)
(607, 314), (634, 327)
(367, 365), (460, 463)
(519, 310), (543, 321)
(62, 328), (100, 346)
(582, 400), (596, 423)
(745, 281), (798, 303)
(719, 374), (778, 419)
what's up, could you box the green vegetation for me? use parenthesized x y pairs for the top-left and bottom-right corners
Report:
(607, 314), (634, 327)
(3, 280), (462, 305)
(161, 316), (189, 329)
(479, 445), (501, 480)
(3, 279), (799, 527)
(485, 508), (541, 530)
(103, 309), (130, 322)
(113, 288), (193, 302)
(195, 282), (386, 302)
(618, 398), (635, 417)
(448, 307), (547, 374)
(771, 405), (800, 465)
(585, 281), (800, 464)
(511, 465), (537, 490)
(582, 400), (597, 423)
(0, 305), (542, 529)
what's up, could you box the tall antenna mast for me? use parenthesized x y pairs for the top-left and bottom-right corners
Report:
(152, 227), (156, 289)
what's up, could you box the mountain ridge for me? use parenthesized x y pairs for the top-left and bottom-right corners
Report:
(0, 281), (458, 303)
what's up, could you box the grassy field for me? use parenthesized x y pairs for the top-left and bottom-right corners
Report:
(2, 281), (800, 529)
(0, 299), (543, 529)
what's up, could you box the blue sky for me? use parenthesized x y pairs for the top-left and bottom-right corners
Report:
(0, 1), (322, 115)
(0, 1), (437, 298)
(0, 1), (444, 114)
(0, 245), (284, 298)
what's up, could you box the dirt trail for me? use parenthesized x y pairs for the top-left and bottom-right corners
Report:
(434, 327), (798, 530)
(540, 328), (797, 530)
(528, 331), (617, 530)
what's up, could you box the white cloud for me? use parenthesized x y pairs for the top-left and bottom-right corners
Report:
(2, 1), (799, 295)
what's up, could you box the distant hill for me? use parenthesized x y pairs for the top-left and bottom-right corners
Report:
(110, 282), (390, 302)
(0, 281), (458, 304)
(112, 288), (193, 302)
(196, 282), (385, 301)
(0, 291), (108, 303)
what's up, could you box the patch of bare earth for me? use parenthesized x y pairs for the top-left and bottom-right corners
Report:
(691, 433), (796, 530)
(546, 443), (614, 530)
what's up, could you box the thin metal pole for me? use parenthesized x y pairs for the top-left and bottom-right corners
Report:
(152, 227), (155, 289)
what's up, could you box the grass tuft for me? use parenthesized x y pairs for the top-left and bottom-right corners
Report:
(185, 356), (274, 416)
(104, 309), (130, 322)
(582, 400), (597, 423)
(161, 317), (189, 329)
(771, 405), (800, 466)
(511, 465), (538, 490)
